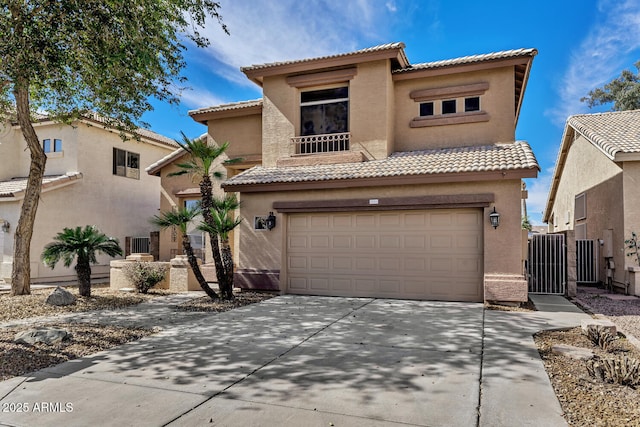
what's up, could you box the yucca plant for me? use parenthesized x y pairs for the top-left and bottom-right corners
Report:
(41, 225), (122, 297)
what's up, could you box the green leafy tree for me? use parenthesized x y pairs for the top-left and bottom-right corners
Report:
(0, 1), (226, 295)
(169, 133), (240, 300)
(150, 207), (218, 299)
(41, 225), (123, 297)
(199, 194), (242, 300)
(581, 61), (640, 111)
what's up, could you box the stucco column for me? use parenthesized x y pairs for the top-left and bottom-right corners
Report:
(565, 230), (577, 297)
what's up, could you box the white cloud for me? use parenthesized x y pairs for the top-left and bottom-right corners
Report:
(178, 87), (227, 110)
(547, 0), (640, 124)
(195, 0), (397, 86)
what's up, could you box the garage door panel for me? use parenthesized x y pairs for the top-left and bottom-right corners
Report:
(287, 209), (483, 302)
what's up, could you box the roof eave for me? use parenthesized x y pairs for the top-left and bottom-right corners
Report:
(241, 45), (409, 84)
(222, 167), (538, 193)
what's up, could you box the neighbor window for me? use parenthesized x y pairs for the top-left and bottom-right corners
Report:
(184, 200), (199, 210)
(300, 86), (349, 136)
(419, 102), (434, 116)
(113, 148), (140, 179)
(442, 99), (456, 114)
(575, 193), (586, 221)
(43, 138), (62, 153)
(465, 97), (480, 112)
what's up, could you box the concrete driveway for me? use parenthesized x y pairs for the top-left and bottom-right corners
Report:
(0, 294), (588, 426)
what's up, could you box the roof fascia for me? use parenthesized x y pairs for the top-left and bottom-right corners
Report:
(514, 55), (535, 127)
(222, 168), (538, 193)
(189, 104), (263, 125)
(392, 56), (532, 81)
(242, 48), (408, 86)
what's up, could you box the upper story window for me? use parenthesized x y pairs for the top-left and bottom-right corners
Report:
(300, 86), (349, 136)
(43, 138), (62, 153)
(465, 96), (480, 112)
(113, 148), (140, 179)
(410, 82), (490, 127)
(419, 102), (434, 116)
(442, 100), (457, 114)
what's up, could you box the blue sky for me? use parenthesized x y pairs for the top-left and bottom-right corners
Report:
(141, 0), (640, 225)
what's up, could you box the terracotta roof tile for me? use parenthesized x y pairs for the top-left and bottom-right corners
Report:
(223, 142), (538, 187)
(0, 172), (83, 198)
(394, 48), (537, 73)
(241, 43), (406, 73)
(188, 100), (263, 117)
(568, 110), (640, 158)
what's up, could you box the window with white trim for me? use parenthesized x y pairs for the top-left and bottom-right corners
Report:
(113, 148), (140, 179)
(300, 86), (349, 136)
(43, 138), (62, 153)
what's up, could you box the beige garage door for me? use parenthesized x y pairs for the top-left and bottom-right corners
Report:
(286, 209), (483, 302)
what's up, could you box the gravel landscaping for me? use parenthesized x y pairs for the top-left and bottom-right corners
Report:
(0, 285), (275, 381)
(534, 286), (640, 427)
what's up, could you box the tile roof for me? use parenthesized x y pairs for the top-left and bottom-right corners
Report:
(223, 142), (538, 187)
(0, 172), (83, 199)
(568, 110), (640, 159)
(394, 48), (538, 74)
(241, 43), (407, 72)
(188, 100), (263, 117)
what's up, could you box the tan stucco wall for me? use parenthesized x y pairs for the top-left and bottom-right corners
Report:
(393, 67), (516, 151)
(548, 133), (626, 283)
(207, 114), (262, 160)
(233, 179), (524, 289)
(0, 121), (174, 282)
(622, 162), (640, 272)
(549, 135), (623, 233)
(155, 150), (228, 263)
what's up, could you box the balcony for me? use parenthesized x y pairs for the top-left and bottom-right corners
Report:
(291, 132), (350, 155)
(278, 132), (365, 167)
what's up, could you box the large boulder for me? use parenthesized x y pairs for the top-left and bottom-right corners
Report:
(46, 286), (77, 306)
(15, 328), (71, 345)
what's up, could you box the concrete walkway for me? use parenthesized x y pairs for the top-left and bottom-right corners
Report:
(0, 294), (590, 426)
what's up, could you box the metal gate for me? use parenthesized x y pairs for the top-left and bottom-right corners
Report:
(130, 237), (150, 254)
(576, 239), (598, 283)
(528, 234), (566, 294)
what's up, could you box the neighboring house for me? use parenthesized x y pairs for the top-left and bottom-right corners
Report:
(145, 134), (229, 270)
(544, 109), (640, 293)
(0, 114), (178, 284)
(186, 42), (539, 303)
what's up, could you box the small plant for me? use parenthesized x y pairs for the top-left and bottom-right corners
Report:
(625, 231), (640, 266)
(521, 215), (532, 231)
(122, 262), (167, 293)
(585, 325), (617, 351)
(586, 355), (640, 386)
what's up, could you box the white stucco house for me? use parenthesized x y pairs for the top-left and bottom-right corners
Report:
(0, 115), (178, 284)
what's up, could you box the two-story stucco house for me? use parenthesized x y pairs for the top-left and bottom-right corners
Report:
(186, 43), (539, 303)
(0, 115), (178, 284)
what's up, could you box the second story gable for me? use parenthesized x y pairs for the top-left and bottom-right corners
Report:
(189, 43), (536, 170)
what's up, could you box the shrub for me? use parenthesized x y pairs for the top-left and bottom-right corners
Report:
(585, 325), (617, 351)
(122, 262), (167, 293)
(586, 355), (640, 386)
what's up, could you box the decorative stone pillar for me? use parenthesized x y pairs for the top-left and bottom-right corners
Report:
(169, 255), (202, 292)
(628, 267), (640, 296)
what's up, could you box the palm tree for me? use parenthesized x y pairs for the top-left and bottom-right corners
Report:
(41, 225), (123, 297)
(150, 207), (219, 299)
(169, 132), (240, 300)
(199, 194), (241, 300)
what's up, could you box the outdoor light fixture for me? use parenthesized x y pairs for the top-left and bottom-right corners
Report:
(1, 220), (9, 233)
(489, 207), (500, 229)
(265, 212), (277, 230)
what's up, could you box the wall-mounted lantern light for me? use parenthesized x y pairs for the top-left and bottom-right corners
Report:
(489, 207), (500, 229)
(265, 212), (277, 230)
(1, 220), (9, 233)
